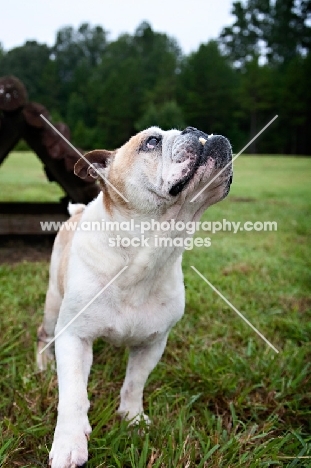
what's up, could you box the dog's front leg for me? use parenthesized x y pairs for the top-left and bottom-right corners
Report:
(49, 332), (93, 468)
(118, 333), (169, 424)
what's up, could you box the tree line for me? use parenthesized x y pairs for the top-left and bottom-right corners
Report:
(0, 0), (310, 154)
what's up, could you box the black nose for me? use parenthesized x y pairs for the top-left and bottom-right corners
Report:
(181, 126), (198, 135)
(181, 126), (209, 139)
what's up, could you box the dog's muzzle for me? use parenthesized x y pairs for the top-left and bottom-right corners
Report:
(169, 127), (233, 196)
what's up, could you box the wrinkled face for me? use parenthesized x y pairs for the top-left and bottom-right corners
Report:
(74, 126), (232, 218)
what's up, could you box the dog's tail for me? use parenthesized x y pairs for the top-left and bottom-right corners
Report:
(68, 202), (86, 217)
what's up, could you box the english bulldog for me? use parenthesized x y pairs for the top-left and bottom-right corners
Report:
(37, 126), (232, 468)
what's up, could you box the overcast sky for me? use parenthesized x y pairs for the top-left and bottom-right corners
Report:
(0, 0), (234, 54)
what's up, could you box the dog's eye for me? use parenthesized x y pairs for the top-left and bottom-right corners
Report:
(146, 137), (160, 149)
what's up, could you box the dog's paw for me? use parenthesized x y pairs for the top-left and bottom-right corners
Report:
(36, 349), (55, 372)
(128, 412), (151, 426)
(49, 422), (91, 468)
(118, 408), (151, 426)
(36, 340), (55, 371)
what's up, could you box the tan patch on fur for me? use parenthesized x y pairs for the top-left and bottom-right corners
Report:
(101, 185), (113, 216)
(106, 133), (147, 211)
(57, 212), (83, 296)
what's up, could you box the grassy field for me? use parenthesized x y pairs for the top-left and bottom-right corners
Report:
(0, 152), (65, 201)
(0, 152), (311, 467)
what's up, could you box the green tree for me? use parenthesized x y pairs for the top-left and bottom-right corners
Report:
(52, 22), (108, 121)
(72, 120), (99, 150)
(86, 22), (181, 148)
(220, 0), (311, 66)
(53, 23), (108, 82)
(88, 55), (143, 148)
(135, 101), (185, 131)
(268, 0), (311, 63)
(237, 58), (276, 152)
(218, 1), (311, 154)
(133, 22), (181, 106)
(0, 41), (52, 101)
(276, 53), (311, 154)
(177, 41), (240, 145)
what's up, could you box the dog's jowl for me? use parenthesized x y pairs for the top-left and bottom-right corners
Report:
(37, 126), (232, 468)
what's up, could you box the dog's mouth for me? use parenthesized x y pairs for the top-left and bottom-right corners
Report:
(169, 171), (198, 196)
(169, 127), (232, 197)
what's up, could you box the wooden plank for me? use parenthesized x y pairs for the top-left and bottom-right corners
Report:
(23, 125), (99, 203)
(0, 202), (68, 214)
(0, 76), (28, 111)
(0, 112), (25, 165)
(0, 213), (68, 235)
(0, 202), (68, 235)
(0, 74), (99, 204)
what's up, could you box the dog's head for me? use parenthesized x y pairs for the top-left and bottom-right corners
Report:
(74, 126), (232, 218)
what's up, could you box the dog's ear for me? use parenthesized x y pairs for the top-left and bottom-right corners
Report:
(74, 150), (114, 179)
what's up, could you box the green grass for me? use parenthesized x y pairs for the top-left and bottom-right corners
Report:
(0, 152), (65, 201)
(0, 152), (311, 467)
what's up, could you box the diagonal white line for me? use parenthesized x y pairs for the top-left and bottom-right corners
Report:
(190, 115), (278, 203)
(40, 115), (129, 203)
(191, 266), (279, 353)
(39, 265), (128, 354)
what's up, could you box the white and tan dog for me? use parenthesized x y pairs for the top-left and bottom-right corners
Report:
(37, 126), (232, 468)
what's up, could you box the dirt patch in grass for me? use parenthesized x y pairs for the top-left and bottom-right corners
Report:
(280, 295), (311, 314)
(229, 196), (256, 202)
(222, 262), (254, 275)
(0, 235), (54, 264)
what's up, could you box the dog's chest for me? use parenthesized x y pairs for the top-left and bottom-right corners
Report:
(78, 287), (185, 347)
(69, 223), (185, 346)
(66, 261), (185, 347)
